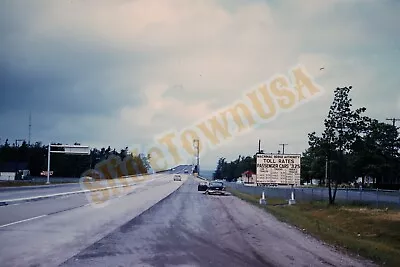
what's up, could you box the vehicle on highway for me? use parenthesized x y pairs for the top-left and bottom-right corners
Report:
(205, 181), (226, 195)
(184, 169), (189, 173)
(173, 174), (182, 181)
(198, 181), (208, 191)
(81, 176), (95, 183)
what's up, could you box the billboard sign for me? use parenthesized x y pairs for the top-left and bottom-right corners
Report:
(256, 153), (301, 185)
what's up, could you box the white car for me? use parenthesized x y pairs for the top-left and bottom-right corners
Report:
(173, 174), (182, 181)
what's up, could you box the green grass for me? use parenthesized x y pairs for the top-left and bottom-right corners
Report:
(228, 188), (400, 267)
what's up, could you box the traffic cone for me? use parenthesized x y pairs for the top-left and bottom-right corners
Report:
(259, 191), (267, 205)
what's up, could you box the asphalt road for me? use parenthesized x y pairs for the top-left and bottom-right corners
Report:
(0, 173), (188, 267)
(0, 183), (83, 201)
(61, 178), (375, 267)
(0, 165), (191, 202)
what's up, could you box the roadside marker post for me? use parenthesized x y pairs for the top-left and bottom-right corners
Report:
(259, 191), (267, 205)
(288, 185), (296, 205)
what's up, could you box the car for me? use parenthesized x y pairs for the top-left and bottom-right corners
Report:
(173, 174), (182, 181)
(198, 181), (208, 191)
(205, 181), (226, 195)
(184, 169), (189, 173)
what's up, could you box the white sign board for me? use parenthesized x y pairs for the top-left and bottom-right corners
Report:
(64, 146), (90, 155)
(256, 154), (301, 185)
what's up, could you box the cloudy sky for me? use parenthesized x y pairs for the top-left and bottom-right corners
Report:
(1, 0), (399, 170)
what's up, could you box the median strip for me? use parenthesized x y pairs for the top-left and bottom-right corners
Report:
(0, 176), (159, 206)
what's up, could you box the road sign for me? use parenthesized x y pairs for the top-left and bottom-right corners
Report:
(46, 144), (90, 184)
(256, 153), (301, 186)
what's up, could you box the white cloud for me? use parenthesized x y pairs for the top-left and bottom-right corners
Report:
(1, 0), (399, 170)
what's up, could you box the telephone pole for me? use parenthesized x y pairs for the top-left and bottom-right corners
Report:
(193, 139), (200, 175)
(386, 118), (400, 128)
(279, 143), (288, 154)
(28, 112), (32, 145)
(386, 118), (400, 184)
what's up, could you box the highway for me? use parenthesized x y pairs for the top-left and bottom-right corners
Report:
(0, 172), (187, 267)
(0, 183), (83, 202)
(0, 165), (188, 202)
(0, 169), (375, 267)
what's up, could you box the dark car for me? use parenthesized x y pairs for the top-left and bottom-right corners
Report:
(198, 181), (208, 191)
(205, 181), (226, 195)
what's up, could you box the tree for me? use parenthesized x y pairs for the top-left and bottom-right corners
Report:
(318, 86), (368, 204)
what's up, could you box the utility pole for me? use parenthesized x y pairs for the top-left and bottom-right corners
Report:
(386, 118), (400, 128)
(193, 139), (200, 175)
(279, 143), (288, 154)
(15, 139), (25, 180)
(28, 112), (32, 146)
(325, 156), (328, 186)
(386, 118), (400, 185)
(258, 139), (261, 153)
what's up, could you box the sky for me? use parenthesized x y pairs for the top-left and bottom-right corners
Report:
(1, 0), (399, 171)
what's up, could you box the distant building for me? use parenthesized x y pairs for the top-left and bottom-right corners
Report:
(0, 162), (30, 181)
(355, 176), (375, 185)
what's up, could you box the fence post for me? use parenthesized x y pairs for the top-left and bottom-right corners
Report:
(376, 188), (379, 209)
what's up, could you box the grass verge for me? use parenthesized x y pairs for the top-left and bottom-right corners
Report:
(228, 188), (400, 267)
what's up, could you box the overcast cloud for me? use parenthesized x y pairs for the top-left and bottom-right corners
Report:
(1, 0), (399, 170)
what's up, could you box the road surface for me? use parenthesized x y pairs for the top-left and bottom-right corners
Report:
(0, 165), (190, 202)
(0, 173), (187, 267)
(0, 173), (375, 267)
(61, 178), (374, 267)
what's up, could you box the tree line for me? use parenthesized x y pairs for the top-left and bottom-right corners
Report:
(0, 140), (150, 179)
(213, 155), (257, 181)
(213, 86), (399, 203)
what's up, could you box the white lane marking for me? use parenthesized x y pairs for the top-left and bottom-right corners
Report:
(0, 214), (48, 229)
(7, 203), (21, 207)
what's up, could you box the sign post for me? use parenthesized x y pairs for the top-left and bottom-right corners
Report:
(256, 153), (301, 186)
(46, 144), (90, 184)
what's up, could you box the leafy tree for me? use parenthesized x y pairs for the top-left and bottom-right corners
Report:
(213, 155), (256, 182)
(310, 86), (368, 204)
